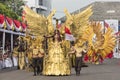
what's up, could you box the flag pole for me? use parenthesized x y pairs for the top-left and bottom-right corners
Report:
(56, 19), (58, 29)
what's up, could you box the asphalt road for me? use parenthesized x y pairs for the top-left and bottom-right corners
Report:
(0, 58), (120, 80)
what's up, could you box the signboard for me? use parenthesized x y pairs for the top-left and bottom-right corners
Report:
(105, 19), (120, 58)
(104, 19), (118, 33)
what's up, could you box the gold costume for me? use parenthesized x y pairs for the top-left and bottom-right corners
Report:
(18, 52), (25, 70)
(43, 42), (70, 75)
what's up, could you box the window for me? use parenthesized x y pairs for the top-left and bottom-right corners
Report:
(39, 0), (43, 5)
(36, 8), (42, 14)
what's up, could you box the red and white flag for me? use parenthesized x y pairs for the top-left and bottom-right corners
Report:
(104, 21), (110, 33)
(6, 17), (13, 30)
(104, 21), (109, 28)
(114, 31), (120, 35)
(57, 23), (62, 29)
(21, 22), (27, 32)
(13, 20), (21, 31)
(65, 27), (75, 41)
(0, 14), (5, 28)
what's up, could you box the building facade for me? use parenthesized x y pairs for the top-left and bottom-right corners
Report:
(23, 0), (51, 16)
(60, 1), (120, 22)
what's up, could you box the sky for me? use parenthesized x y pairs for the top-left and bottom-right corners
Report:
(52, 0), (120, 19)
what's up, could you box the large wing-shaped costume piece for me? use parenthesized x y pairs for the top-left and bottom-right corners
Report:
(22, 6), (56, 62)
(63, 6), (93, 65)
(100, 27), (116, 57)
(64, 6), (93, 40)
(82, 22), (116, 60)
(23, 6), (55, 36)
(72, 6), (93, 38)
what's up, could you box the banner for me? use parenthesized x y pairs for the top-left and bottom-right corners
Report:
(104, 19), (118, 33)
(104, 19), (120, 58)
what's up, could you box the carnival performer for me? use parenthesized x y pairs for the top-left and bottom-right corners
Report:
(37, 48), (44, 74)
(43, 29), (70, 76)
(32, 46), (40, 76)
(68, 42), (87, 75)
(18, 37), (26, 70)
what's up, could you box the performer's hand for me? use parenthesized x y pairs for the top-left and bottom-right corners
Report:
(43, 35), (46, 37)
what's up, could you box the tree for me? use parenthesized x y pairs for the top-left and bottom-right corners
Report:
(0, 3), (19, 19)
(0, 0), (25, 16)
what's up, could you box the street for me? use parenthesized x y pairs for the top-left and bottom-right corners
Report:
(0, 58), (120, 80)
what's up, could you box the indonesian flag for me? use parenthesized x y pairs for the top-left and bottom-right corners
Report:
(104, 21), (110, 33)
(57, 23), (62, 29)
(13, 20), (21, 31)
(6, 17), (13, 30)
(65, 27), (75, 41)
(0, 14), (5, 28)
(115, 31), (120, 35)
(21, 22), (27, 32)
(104, 21), (109, 28)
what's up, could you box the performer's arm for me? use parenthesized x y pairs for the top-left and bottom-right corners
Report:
(68, 47), (76, 54)
(43, 35), (53, 38)
(82, 49), (87, 55)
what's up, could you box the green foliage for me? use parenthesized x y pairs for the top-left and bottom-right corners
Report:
(0, 3), (19, 20)
(15, 0), (25, 16)
(0, 0), (25, 21)
(3, 0), (25, 16)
